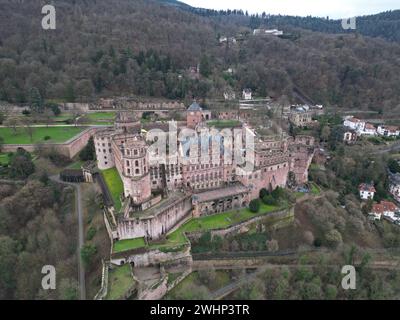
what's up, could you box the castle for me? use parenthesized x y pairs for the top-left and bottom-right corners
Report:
(94, 102), (315, 242)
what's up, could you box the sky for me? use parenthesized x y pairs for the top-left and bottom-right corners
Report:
(181, 0), (399, 19)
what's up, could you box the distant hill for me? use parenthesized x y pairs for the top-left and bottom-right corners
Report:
(0, 0), (400, 114)
(167, 2), (400, 43)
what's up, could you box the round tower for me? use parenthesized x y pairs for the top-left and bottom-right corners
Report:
(121, 135), (151, 205)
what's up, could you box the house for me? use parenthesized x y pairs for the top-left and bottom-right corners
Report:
(359, 183), (376, 200)
(370, 200), (399, 222)
(343, 117), (365, 132)
(381, 200), (398, 220)
(219, 36), (237, 44)
(360, 123), (377, 136)
(370, 203), (384, 220)
(343, 130), (357, 144)
(223, 90), (236, 101)
(389, 172), (400, 203)
(242, 89), (252, 100)
(377, 125), (400, 137)
(253, 29), (283, 36)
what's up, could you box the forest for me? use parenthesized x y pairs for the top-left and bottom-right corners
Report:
(0, 159), (79, 299)
(0, 0), (400, 113)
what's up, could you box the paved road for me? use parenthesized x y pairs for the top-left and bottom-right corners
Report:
(50, 175), (86, 300)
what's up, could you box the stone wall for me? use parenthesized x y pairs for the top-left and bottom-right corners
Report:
(137, 276), (168, 300)
(2, 127), (98, 159)
(111, 245), (192, 268)
(117, 195), (192, 240)
(189, 207), (294, 241)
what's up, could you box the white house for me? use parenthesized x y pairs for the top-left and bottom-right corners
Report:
(253, 29), (283, 36)
(223, 90), (236, 101)
(242, 89), (252, 100)
(359, 123), (377, 136)
(369, 203), (383, 220)
(381, 201), (399, 220)
(343, 117), (365, 132)
(377, 125), (400, 137)
(371, 200), (399, 222)
(359, 183), (376, 200)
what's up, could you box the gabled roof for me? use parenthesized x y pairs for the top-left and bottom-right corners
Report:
(371, 201), (398, 214)
(359, 183), (376, 193)
(346, 117), (362, 123)
(365, 123), (376, 130)
(380, 201), (398, 212)
(371, 204), (384, 214)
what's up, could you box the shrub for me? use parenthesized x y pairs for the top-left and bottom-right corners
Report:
(86, 226), (96, 241)
(262, 195), (278, 206)
(271, 186), (285, 199)
(249, 199), (260, 213)
(44, 136), (51, 141)
(259, 188), (269, 199)
(80, 244), (97, 268)
(324, 229), (343, 248)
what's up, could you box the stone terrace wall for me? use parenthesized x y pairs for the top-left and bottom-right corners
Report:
(2, 127), (99, 159)
(189, 207), (294, 241)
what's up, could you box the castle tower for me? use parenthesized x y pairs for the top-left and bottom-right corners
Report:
(94, 130), (115, 170)
(120, 135), (152, 205)
(186, 101), (203, 129)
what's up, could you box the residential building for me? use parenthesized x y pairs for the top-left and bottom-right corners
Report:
(359, 183), (376, 200)
(377, 125), (400, 137)
(242, 89), (252, 100)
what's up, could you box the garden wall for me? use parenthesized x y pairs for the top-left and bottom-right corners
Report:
(2, 127), (99, 159)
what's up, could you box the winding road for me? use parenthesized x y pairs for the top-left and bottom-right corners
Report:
(50, 175), (86, 300)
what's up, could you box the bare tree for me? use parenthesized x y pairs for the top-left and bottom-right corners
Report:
(4, 116), (20, 135)
(22, 117), (35, 142)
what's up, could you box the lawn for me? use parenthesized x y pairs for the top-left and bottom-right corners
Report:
(106, 264), (134, 300)
(86, 112), (116, 121)
(113, 237), (146, 253)
(112, 202), (281, 253)
(207, 120), (241, 128)
(101, 167), (124, 211)
(0, 127), (85, 144)
(160, 203), (278, 248)
(68, 160), (84, 170)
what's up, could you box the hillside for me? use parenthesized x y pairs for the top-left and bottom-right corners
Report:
(0, 0), (400, 113)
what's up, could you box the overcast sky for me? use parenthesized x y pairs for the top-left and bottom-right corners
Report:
(181, 0), (399, 19)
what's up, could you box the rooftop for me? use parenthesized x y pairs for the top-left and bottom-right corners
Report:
(359, 183), (376, 193)
(188, 102), (202, 111)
